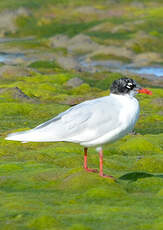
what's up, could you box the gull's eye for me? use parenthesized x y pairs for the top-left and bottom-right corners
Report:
(126, 82), (133, 89)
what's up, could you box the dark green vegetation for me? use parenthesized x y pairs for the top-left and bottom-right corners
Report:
(0, 0), (163, 229)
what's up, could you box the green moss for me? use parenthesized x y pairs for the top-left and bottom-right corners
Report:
(0, 62), (4, 67)
(28, 215), (60, 229)
(95, 73), (125, 90)
(91, 54), (131, 63)
(118, 135), (162, 155)
(147, 7), (163, 19)
(68, 224), (92, 230)
(128, 177), (163, 193)
(28, 60), (60, 69)
(25, 73), (72, 85)
(136, 114), (163, 135)
(0, 162), (23, 173)
(130, 36), (162, 54)
(59, 170), (115, 192)
(134, 157), (163, 173)
(52, 47), (68, 55)
(70, 83), (92, 95)
(0, 102), (34, 117)
(3, 73), (75, 101)
(16, 15), (100, 38)
(157, 188), (163, 197)
(84, 185), (127, 200)
(86, 31), (132, 41)
(153, 221), (163, 230)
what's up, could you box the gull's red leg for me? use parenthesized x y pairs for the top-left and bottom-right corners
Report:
(84, 147), (98, 173)
(99, 148), (114, 178)
(99, 148), (103, 177)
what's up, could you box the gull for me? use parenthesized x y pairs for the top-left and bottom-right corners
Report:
(6, 78), (152, 178)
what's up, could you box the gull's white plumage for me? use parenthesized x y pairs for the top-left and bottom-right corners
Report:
(6, 77), (152, 178)
(5, 93), (140, 146)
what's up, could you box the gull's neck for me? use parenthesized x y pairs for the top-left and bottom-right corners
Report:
(110, 93), (134, 98)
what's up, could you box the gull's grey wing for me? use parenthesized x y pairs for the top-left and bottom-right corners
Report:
(34, 103), (91, 131)
(33, 101), (93, 138)
(32, 96), (122, 143)
(6, 96), (122, 143)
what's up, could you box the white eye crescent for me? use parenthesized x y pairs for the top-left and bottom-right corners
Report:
(126, 82), (133, 89)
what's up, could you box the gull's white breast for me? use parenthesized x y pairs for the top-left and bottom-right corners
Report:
(80, 94), (140, 147)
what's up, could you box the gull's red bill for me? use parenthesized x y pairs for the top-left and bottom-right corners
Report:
(138, 88), (152, 95)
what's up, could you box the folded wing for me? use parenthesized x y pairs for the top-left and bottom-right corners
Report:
(6, 96), (121, 143)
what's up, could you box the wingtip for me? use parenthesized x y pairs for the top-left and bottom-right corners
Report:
(5, 131), (25, 141)
(5, 134), (15, 141)
(5, 129), (29, 141)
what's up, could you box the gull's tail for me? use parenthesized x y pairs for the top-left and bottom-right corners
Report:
(5, 129), (60, 143)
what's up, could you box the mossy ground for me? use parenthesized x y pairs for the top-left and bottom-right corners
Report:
(0, 68), (163, 230)
(1, 0), (162, 56)
(0, 0), (163, 229)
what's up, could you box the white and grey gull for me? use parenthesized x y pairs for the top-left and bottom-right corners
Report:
(5, 78), (152, 178)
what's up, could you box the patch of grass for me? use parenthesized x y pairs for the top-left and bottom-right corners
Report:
(6, 39), (49, 50)
(0, 0), (119, 11)
(16, 16), (100, 38)
(0, 0), (70, 11)
(28, 60), (60, 69)
(91, 54), (131, 63)
(118, 134), (163, 156)
(134, 156), (163, 173)
(130, 34), (163, 54)
(94, 72), (126, 90)
(86, 31), (132, 40)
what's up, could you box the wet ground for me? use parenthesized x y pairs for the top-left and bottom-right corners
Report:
(0, 50), (163, 78)
(79, 57), (163, 77)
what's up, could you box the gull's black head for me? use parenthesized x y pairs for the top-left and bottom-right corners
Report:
(110, 78), (139, 96)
